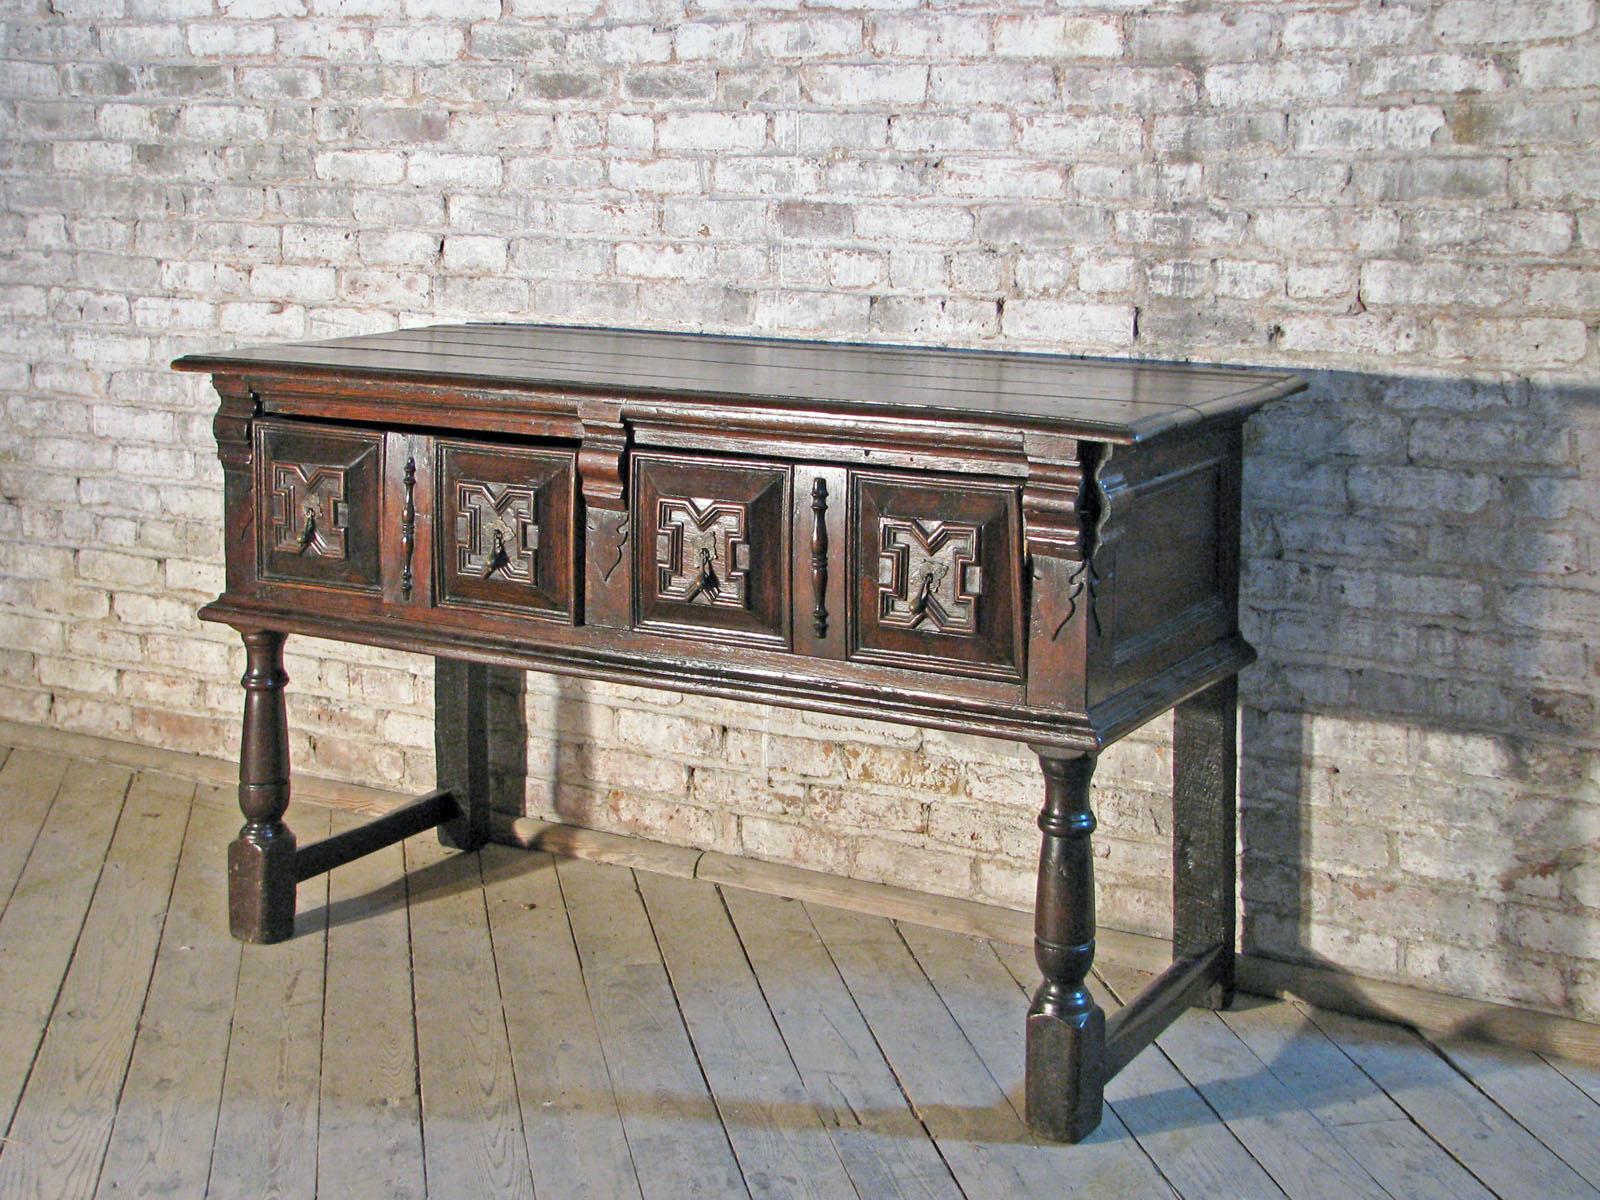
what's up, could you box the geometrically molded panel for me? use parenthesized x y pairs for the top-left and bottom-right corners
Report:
(655, 496), (752, 609)
(633, 454), (789, 647)
(255, 419), (382, 592)
(876, 517), (982, 635)
(436, 440), (575, 621)
(852, 471), (1022, 681)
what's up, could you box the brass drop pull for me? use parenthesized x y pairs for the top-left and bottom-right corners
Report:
(297, 503), (317, 552)
(482, 527), (510, 578)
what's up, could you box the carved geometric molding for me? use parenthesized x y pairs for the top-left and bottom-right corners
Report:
(269, 462), (350, 560)
(877, 517), (982, 636)
(655, 496), (750, 609)
(455, 480), (539, 583)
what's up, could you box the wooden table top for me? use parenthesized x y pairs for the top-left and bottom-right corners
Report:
(174, 322), (1305, 443)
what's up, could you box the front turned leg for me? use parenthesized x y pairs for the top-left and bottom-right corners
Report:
(229, 629), (297, 943)
(1025, 751), (1106, 1143)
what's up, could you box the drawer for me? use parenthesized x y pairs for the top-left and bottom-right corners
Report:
(633, 453), (790, 648)
(255, 419), (383, 592)
(436, 440), (576, 621)
(851, 471), (1022, 681)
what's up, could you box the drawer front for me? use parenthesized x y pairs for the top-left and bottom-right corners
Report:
(255, 419), (383, 592)
(436, 440), (576, 621)
(851, 472), (1022, 680)
(633, 454), (790, 647)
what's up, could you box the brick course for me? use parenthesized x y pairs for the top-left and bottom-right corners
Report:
(1, 0), (1595, 1022)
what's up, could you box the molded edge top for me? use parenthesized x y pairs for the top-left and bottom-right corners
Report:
(174, 321), (1307, 444)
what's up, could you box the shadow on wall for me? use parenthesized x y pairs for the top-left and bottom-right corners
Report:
(1235, 369), (1598, 1024)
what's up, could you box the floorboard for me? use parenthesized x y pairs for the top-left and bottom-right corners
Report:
(0, 739), (1595, 1200)
(721, 887), (964, 1200)
(556, 856), (748, 1200)
(206, 807), (332, 1200)
(1543, 1051), (1600, 1103)
(0, 748), (69, 918)
(1098, 962), (1391, 1200)
(0, 760), (133, 1134)
(0, 770), (192, 1200)
(316, 813), (427, 1200)
(896, 921), (1175, 1195)
(1429, 1035), (1600, 1190)
(480, 844), (642, 1200)
(95, 787), (243, 1200)
(638, 871), (860, 1200)
(806, 902), (1172, 1199)
(1305, 1005), (1600, 1200)
(990, 940), (1284, 1200)
(406, 833), (534, 1200)
(1219, 995), (1494, 1200)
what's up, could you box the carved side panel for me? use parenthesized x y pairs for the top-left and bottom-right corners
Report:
(633, 454), (789, 647)
(851, 472), (1021, 681)
(437, 441), (575, 621)
(255, 419), (382, 591)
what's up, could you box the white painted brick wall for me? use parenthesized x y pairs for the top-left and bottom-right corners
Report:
(1, 0), (1596, 1022)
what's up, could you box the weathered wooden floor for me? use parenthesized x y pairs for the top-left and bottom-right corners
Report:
(1, 744), (1598, 1199)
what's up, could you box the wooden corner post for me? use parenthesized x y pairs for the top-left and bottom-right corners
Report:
(1173, 674), (1239, 1009)
(435, 657), (490, 852)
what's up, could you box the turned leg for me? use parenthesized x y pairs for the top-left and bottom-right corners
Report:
(229, 629), (297, 943)
(434, 657), (490, 851)
(1173, 675), (1239, 1008)
(1025, 750), (1106, 1143)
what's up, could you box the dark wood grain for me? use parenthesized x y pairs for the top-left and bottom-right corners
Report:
(185, 322), (1298, 1148)
(293, 788), (456, 880)
(254, 420), (384, 593)
(436, 441), (576, 622)
(1172, 675), (1239, 1008)
(175, 322), (1303, 443)
(228, 629), (296, 944)
(852, 470), (1023, 681)
(1025, 752), (1106, 1143)
(632, 453), (791, 648)
(435, 657), (490, 852)
(1104, 942), (1227, 1077)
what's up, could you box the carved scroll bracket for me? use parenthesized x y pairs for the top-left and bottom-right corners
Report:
(213, 376), (262, 593)
(1022, 433), (1087, 564)
(577, 400), (629, 511)
(1023, 434), (1093, 643)
(578, 400), (633, 628)
(212, 376), (260, 471)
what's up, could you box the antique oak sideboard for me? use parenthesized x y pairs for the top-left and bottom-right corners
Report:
(175, 323), (1304, 1144)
